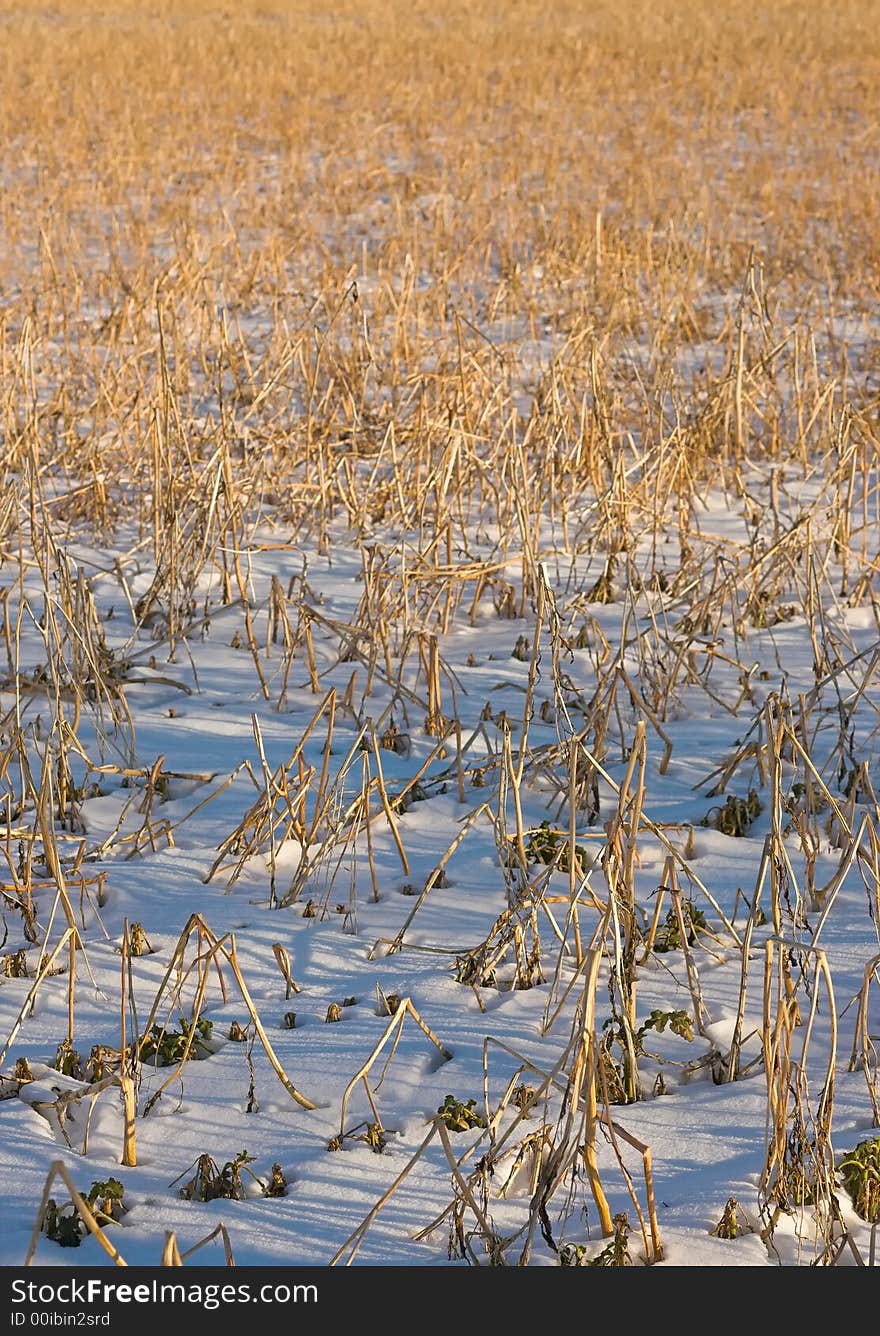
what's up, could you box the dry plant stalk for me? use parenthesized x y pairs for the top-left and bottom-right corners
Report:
(162, 1223), (236, 1267)
(137, 913), (316, 1113)
(271, 942), (300, 999)
(847, 953), (880, 1126)
(337, 948), (663, 1267)
(760, 938), (838, 1258)
(338, 997), (452, 1140)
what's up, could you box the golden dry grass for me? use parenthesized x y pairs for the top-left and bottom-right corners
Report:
(2, 0), (879, 551)
(3, 3), (880, 1268)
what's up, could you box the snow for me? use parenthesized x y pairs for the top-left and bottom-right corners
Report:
(0, 479), (878, 1270)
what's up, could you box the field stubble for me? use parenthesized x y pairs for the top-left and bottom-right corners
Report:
(0, 0), (879, 1267)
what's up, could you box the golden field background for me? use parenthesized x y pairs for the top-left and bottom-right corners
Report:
(0, 0), (878, 556)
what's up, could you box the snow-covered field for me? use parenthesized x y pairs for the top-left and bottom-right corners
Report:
(1, 0), (879, 1273)
(1, 475), (878, 1268)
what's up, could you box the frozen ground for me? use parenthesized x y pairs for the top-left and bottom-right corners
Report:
(0, 474), (878, 1269)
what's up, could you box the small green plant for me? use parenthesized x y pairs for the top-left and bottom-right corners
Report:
(703, 790), (762, 837)
(511, 1083), (537, 1117)
(84, 1045), (118, 1082)
(126, 923), (153, 956)
(176, 1149), (275, 1202)
(838, 1137), (880, 1222)
(139, 1016), (214, 1066)
(13, 1057), (33, 1083)
(437, 1095), (486, 1132)
(41, 1179), (127, 1248)
(51, 1041), (83, 1079)
(560, 1212), (632, 1266)
(358, 1121), (387, 1153)
(588, 1213), (632, 1266)
(711, 1196), (752, 1239)
(653, 903), (708, 953)
(85, 1179), (127, 1226)
(640, 1009), (695, 1042)
(3, 949), (28, 978)
(599, 1009), (694, 1104)
(524, 821), (589, 872)
(454, 951), (496, 989)
(263, 1163), (289, 1198)
(42, 1201), (84, 1248)
(743, 589), (797, 628)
